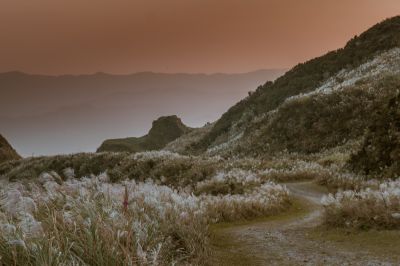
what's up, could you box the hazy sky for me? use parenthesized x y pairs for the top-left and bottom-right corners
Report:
(1, 0), (399, 75)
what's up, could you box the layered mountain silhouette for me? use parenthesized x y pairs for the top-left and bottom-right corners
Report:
(0, 69), (285, 156)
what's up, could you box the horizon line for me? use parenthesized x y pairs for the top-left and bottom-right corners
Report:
(0, 68), (289, 78)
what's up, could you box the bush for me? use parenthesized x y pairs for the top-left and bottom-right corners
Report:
(350, 83), (400, 179)
(322, 179), (400, 229)
(0, 151), (221, 188)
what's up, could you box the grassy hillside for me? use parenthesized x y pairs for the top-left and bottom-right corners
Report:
(97, 115), (191, 152)
(193, 16), (400, 152)
(234, 73), (400, 157)
(164, 122), (215, 155)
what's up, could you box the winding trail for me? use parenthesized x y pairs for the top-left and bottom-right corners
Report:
(210, 182), (399, 265)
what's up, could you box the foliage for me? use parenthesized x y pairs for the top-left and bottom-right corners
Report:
(164, 122), (214, 155)
(350, 86), (400, 179)
(322, 179), (400, 229)
(0, 151), (221, 188)
(251, 75), (399, 155)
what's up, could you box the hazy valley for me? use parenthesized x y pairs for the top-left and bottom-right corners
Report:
(0, 69), (284, 156)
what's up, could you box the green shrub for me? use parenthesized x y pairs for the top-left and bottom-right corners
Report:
(0, 152), (221, 188)
(349, 83), (400, 179)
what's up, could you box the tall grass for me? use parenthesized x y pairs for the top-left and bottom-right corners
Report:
(0, 163), (290, 265)
(322, 179), (400, 229)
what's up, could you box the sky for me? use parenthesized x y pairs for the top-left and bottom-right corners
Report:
(0, 0), (399, 75)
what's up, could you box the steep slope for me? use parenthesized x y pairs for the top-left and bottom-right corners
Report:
(192, 16), (400, 153)
(97, 115), (191, 153)
(164, 122), (214, 155)
(230, 49), (400, 157)
(0, 134), (21, 163)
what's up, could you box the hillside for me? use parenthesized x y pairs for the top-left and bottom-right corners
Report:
(164, 122), (215, 155)
(190, 16), (400, 154)
(0, 134), (21, 163)
(230, 49), (400, 157)
(97, 115), (191, 152)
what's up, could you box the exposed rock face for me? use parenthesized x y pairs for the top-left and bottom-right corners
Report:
(97, 115), (191, 153)
(0, 134), (21, 163)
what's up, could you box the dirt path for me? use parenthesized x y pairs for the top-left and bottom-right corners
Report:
(210, 181), (399, 266)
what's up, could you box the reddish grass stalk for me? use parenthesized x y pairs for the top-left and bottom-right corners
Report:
(123, 185), (129, 214)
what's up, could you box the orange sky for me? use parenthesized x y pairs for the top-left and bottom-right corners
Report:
(1, 0), (399, 74)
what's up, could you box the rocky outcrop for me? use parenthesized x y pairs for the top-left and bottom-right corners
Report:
(0, 134), (21, 163)
(97, 115), (191, 153)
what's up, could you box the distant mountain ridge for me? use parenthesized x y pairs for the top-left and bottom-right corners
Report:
(0, 69), (285, 156)
(97, 115), (191, 153)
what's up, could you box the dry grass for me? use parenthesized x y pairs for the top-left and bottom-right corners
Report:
(0, 159), (290, 265)
(322, 179), (400, 229)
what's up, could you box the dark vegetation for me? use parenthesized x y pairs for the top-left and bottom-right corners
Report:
(194, 181), (250, 196)
(324, 196), (400, 230)
(97, 115), (191, 153)
(194, 16), (400, 152)
(350, 85), (400, 179)
(240, 75), (400, 156)
(0, 134), (20, 163)
(0, 152), (220, 188)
